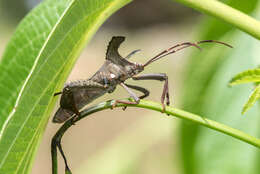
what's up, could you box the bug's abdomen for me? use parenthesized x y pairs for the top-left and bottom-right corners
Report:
(53, 80), (109, 123)
(73, 87), (107, 109)
(53, 108), (74, 123)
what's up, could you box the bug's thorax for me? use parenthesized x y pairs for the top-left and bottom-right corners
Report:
(90, 60), (144, 85)
(106, 60), (144, 81)
(90, 35), (144, 85)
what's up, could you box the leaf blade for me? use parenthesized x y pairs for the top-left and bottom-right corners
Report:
(0, 0), (131, 173)
(230, 68), (260, 85)
(178, 1), (260, 174)
(242, 84), (260, 114)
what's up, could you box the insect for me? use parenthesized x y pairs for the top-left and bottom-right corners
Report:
(53, 36), (232, 123)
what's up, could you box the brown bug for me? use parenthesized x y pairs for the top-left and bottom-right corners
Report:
(53, 36), (232, 123)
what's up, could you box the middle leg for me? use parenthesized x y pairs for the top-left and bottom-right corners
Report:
(112, 82), (149, 108)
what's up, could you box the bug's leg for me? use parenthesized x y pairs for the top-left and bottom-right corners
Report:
(112, 83), (141, 109)
(132, 73), (170, 113)
(120, 83), (150, 110)
(125, 84), (150, 99)
(125, 49), (141, 59)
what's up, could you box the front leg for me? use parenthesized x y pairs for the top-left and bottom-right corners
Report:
(112, 82), (141, 108)
(132, 73), (170, 112)
(125, 83), (150, 99)
(118, 83), (150, 110)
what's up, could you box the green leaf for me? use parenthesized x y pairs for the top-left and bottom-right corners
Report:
(230, 68), (260, 85)
(179, 1), (260, 174)
(191, 33), (260, 174)
(242, 84), (260, 114)
(0, 0), (131, 173)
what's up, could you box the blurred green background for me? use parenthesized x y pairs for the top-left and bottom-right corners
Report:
(0, 0), (259, 174)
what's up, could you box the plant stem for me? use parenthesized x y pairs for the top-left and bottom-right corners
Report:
(52, 99), (260, 174)
(174, 0), (260, 40)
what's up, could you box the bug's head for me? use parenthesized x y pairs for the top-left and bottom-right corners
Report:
(124, 62), (144, 77)
(133, 62), (144, 74)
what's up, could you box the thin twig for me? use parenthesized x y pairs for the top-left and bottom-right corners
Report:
(174, 0), (260, 40)
(51, 99), (260, 174)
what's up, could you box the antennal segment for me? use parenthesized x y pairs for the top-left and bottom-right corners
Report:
(143, 40), (232, 67)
